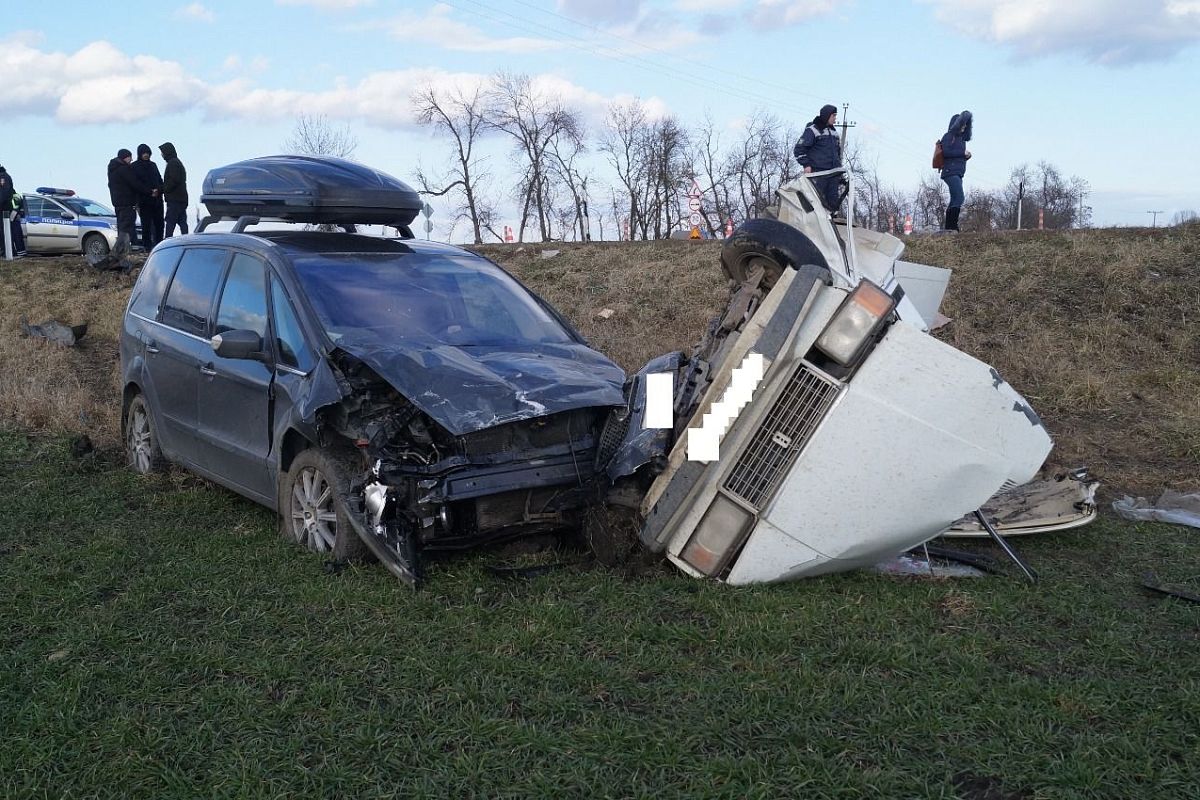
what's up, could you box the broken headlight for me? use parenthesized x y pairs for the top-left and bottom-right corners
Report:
(814, 280), (896, 366)
(680, 493), (754, 577)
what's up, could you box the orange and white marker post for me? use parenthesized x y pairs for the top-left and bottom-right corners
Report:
(1038, 209), (1044, 230)
(903, 214), (913, 235)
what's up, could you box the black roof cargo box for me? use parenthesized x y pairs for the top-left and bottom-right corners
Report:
(201, 155), (421, 226)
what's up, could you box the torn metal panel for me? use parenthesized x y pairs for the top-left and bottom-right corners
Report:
(942, 469), (1099, 537)
(605, 351), (683, 482)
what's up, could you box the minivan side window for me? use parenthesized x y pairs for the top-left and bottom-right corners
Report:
(160, 248), (227, 337)
(215, 253), (268, 340)
(271, 280), (315, 372)
(129, 248), (183, 320)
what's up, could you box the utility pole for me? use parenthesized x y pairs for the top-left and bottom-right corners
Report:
(1147, 210), (1163, 227)
(838, 103), (857, 150)
(1016, 181), (1024, 230)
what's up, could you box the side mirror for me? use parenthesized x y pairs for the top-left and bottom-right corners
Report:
(211, 329), (264, 361)
(60, 211), (76, 220)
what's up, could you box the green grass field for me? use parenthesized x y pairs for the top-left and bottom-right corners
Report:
(3, 429), (1198, 799)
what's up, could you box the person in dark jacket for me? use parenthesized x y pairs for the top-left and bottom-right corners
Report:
(159, 141), (189, 237)
(107, 149), (155, 247)
(132, 144), (165, 248)
(939, 110), (973, 231)
(1, 165), (27, 256)
(794, 104), (843, 212)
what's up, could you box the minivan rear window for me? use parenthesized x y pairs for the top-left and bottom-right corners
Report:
(129, 248), (182, 320)
(160, 248), (228, 337)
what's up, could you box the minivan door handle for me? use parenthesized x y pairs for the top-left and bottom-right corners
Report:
(145, 338), (159, 354)
(200, 363), (217, 376)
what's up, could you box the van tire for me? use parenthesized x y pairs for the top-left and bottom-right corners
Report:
(720, 218), (828, 289)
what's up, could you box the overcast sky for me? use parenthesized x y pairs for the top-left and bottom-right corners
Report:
(2, 0), (1197, 237)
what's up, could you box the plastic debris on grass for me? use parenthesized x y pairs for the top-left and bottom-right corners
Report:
(1113, 491), (1200, 529)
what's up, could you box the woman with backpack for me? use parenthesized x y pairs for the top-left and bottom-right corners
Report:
(938, 110), (973, 231)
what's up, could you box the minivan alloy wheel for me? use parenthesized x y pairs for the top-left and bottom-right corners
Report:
(127, 406), (154, 472)
(290, 466), (338, 552)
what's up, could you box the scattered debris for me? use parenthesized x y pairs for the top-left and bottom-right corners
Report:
(19, 317), (89, 347)
(69, 435), (94, 458)
(540, 249), (560, 259)
(1142, 573), (1200, 604)
(873, 552), (986, 579)
(87, 233), (134, 272)
(595, 308), (615, 320)
(47, 649), (70, 662)
(1113, 491), (1200, 529)
(943, 468), (1099, 537)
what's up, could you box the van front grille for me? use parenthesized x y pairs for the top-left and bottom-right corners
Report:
(722, 361), (841, 509)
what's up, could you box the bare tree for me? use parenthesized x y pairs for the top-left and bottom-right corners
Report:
(283, 113), (358, 159)
(643, 116), (690, 238)
(412, 83), (493, 244)
(487, 72), (580, 242)
(1172, 209), (1199, 225)
(599, 99), (651, 240)
(688, 114), (735, 237)
(913, 173), (948, 231)
(723, 110), (797, 222)
(546, 122), (592, 240)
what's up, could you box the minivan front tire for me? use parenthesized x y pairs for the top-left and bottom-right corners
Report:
(279, 448), (372, 563)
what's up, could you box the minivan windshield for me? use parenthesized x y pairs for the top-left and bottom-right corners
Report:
(289, 252), (576, 349)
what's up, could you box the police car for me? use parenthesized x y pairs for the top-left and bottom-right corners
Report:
(21, 188), (121, 258)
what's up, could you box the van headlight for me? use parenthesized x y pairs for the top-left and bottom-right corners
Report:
(680, 494), (754, 577)
(814, 280), (897, 365)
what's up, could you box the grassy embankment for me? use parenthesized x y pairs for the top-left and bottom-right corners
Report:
(1, 227), (1198, 797)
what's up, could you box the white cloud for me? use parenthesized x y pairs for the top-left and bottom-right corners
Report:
(674, 0), (741, 10)
(176, 3), (215, 22)
(747, 0), (846, 29)
(276, 0), (374, 8)
(923, 0), (1200, 64)
(557, 0), (643, 23)
(0, 39), (206, 123)
(382, 4), (566, 53)
(0, 37), (671, 132)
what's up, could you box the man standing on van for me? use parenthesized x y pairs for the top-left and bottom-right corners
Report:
(159, 142), (189, 237)
(794, 104), (843, 213)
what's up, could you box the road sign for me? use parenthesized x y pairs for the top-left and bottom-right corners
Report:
(422, 202), (434, 218)
(424, 219), (434, 233)
(690, 178), (702, 196)
(688, 197), (701, 213)
(689, 212), (701, 225)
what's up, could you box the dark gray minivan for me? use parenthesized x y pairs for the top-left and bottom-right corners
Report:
(119, 229), (629, 584)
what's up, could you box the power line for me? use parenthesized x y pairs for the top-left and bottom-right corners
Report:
(440, 0), (1014, 189)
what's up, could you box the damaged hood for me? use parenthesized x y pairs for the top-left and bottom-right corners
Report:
(339, 341), (627, 435)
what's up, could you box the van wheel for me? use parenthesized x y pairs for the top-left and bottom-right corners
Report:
(125, 394), (168, 474)
(83, 233), (110, 259)
(720, 218), (828, 289)
(279, 448), (373, 563)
